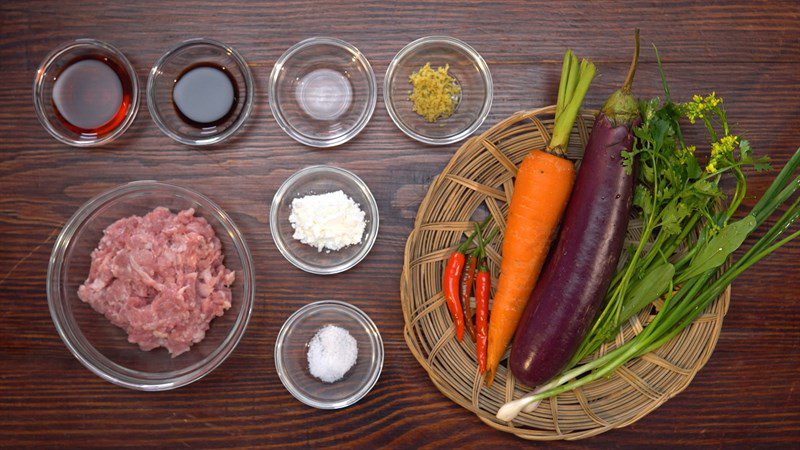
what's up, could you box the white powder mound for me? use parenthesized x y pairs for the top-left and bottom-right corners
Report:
(289, 190), (367, 252)
(307, 324), (358, 383)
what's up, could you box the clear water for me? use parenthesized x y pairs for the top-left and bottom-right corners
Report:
(295, 69), (352, 121)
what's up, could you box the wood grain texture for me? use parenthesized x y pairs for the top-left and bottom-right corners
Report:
(1, 0), (799, 447)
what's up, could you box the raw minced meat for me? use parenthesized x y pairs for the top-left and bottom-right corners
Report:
(77, 207), (235, 357)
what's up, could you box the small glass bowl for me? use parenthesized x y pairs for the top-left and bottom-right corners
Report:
(47, 181), (255, 390)
(33, 39), (140, 147)
(147, 38), (254, 146)
(269, 37), (377, 147)
(275, 300), (384, 409)
(384, 36), (493, 145)
(270, 165), (379, 275)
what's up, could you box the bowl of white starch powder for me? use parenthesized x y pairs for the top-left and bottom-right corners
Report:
(275, 300), (384, 409)
(270, 165), (379, 275)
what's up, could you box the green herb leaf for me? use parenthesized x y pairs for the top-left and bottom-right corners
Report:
(620, 261), (675, 322)
(685, 154), (702, 179)
(754, 156), (772, 172)
(633, 185), (653, 216)
(739, 139), (752, 159)
(693, 179), (722, 198)
(651, 117), (671, 149)
(661, 201), (691, 235)
(682, 215), (757, 279)
(639, 97), (660, 122)
(621, 150), (636, 175)
(642, 164), (655, 183)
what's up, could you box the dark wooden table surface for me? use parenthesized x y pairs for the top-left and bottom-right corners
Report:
(2, 1), (799, 447)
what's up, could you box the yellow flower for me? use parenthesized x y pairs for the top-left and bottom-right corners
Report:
(706, 135), (738, 173)
(677, 145), (696, 163)
(704, 92), (721, 108)
(711, 135), (739, 158)
(683, 92), (724, 124)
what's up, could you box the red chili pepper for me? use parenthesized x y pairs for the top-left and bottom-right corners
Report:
(443, 249), (468, 342)
(442, 219), (488, 342)
(460, 253), (478, 342)
(475, 257), (490, 374)
(473, 226), (498, 374)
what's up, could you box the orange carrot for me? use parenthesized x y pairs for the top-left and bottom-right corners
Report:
(484, 49), (594, 385)
(485, 150), (576, 384)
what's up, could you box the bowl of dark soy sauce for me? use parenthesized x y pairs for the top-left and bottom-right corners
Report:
(33, 39), (140, 147)
(147, 38), (254, 146)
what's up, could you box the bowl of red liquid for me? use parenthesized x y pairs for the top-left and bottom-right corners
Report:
(33, 39), (140, 147)
(147, 38), (254, 146)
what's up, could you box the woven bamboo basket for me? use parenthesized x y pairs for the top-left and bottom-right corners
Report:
(400, 105), (730, 440)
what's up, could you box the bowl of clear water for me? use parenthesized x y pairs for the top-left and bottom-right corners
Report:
(269, 37), (377, 148)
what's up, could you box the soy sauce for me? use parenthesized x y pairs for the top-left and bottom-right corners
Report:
(172, 63), (238, 128)
(52, 56), (133, 135)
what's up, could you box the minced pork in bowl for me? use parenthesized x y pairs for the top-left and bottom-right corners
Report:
(47, 181), (254, 390)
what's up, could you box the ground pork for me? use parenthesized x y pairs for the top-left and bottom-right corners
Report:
(77, 207), (235, 357)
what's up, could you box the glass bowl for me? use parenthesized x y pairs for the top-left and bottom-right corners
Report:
(275, 300), (384, 409)
(384, 36), (493, 145)
(46, 181), (255, 390)
(33, 39), (140, 147)
(269, 37), (377, 147)
(147, 38), (254, 146)
(270, 165), (379, 275)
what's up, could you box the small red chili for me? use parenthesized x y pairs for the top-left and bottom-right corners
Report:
(443, 246), (468, 342)
(442, 218), (488, 342)
(460, 253), (478, 342)
(475, 257), (490, 374)
(473, 226), (497, 373)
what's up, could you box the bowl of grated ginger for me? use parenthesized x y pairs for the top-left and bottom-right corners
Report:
(384, 36), (493, 145)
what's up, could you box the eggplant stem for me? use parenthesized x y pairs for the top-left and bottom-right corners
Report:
(622, 29), (640, 93)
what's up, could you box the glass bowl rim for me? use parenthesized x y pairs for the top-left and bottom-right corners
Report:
(146, 38), (255, 146)
(274, 300), (384, 409)
(46, 180), (256, 391)
(268, 36), (377, 148)
(383, 35), (493, 145)
(269, 165), (379, 275)
(32, 38), (141, 147)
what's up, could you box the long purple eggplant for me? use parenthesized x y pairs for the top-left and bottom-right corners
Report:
(509, 31), (641, 387)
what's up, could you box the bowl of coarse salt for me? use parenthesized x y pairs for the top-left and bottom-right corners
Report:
(270, 165), (379, 275)
(275, 300), (384, 409)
